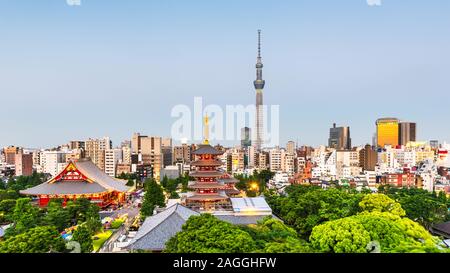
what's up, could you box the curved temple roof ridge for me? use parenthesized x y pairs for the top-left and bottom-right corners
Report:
(20, 159), (130, 196)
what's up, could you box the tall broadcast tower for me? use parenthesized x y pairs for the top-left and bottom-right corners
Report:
(253, 30), (265, 150)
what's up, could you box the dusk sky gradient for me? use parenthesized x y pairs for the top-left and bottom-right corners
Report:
(1, 0), (449, 148)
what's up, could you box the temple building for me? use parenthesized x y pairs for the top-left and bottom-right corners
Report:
(20, 158), (130, 207)
(183, 116), (239, 212)
(126, 114), (276, 253)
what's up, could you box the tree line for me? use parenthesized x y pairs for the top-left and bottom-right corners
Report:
(164, 185), (450, 253)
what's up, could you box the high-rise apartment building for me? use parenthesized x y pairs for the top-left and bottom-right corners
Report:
(32, 150), (41, 166)
(256, 152), (269, 171)
(130, 133), (164, 178)
(376, 118), (400, 148)
(282, 152), (295, 176)
(85, 137), (111, 171)
(122, 146), (132, 164)
(328, 123), (351, 150)
(162, 138), (173, 167)
(40, 151), (67, 176)
(247, 146), (257, 168)
(140, 136), (162, 179)
(174, 144), (192, 164)
(430, 140), (439, 150)
(3, 146), (21, 165)
(286, 141), (296, 155)
(231, 148), (245, 174)
(131, 133), (142, 154)
(241, 127), (252, 149)
(104, 148), (123, 177)
(399, 122), (417, 146)
(69, 141), (85, 151)
(121, 140), (131, 149)
(65, 149), (83, 163)
(15, 153), (33, 176)
(336, 150), (361, 179)
(359, 144), (377, 171)
(269, 148), (282, 172)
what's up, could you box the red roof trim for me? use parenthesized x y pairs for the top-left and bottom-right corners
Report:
(49, 161), (94, 184)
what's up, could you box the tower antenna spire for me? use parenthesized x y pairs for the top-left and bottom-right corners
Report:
(253, 29), (265, 151)
(257, 29), (262, 58)
(203, 113), (210, 145)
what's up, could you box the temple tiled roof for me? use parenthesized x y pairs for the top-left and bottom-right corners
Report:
(186, 194), (229, 201)
(431, 221), (450, 239)
(190, 160), (223, 167)
(75, 159), (130, 192)
(20, 158), (130, 196)
(218, 177), (239, 184)
(224, 188), (241, 195)
(127, 203), (278, 251)
(188, 182), (227, 189)
(127, 204), (200, 251)
(192, 144), (223, 155)
(190, 171), (224, 178)
(20, 181), (107, 195)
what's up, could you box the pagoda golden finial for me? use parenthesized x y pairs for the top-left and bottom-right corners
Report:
(203, 114), (210, 145)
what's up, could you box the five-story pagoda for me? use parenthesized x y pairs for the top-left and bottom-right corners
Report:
(184, 116), (237, 212)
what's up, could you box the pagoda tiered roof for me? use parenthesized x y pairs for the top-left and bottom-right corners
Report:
(187, 194), (229, 201)
(190, 159), (223, 167)
(217, 177), (239, 184)
(190, 171), (224, 178)
(20, 158), (130, 196)
(224, 188), (241, 195)
(192, 144), (223, 155)
(188, 182), (227, 190)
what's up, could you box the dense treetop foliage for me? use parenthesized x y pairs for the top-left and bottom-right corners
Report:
(310, 210), (446, 253)
(164, 187), (448, 253)
(165, 214), (312, 253)
(267, 185), (364, 239)
(0, 226), (66, 253)
(235, 170), (275, 197)
(166, 214), (256, 253)
(140, 178), (166, 220)
(0, 197), (102, 253)
(72, 224), (94, 253)
(267, 185), (449, 239)
(378, 185), (449, 228)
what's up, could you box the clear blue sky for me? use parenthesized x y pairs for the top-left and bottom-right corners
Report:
(1, 0), (449, 148)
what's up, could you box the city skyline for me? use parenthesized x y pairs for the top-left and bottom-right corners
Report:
(1, 1), (450, 148)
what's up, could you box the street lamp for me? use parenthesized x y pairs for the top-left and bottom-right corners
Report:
(250, 182), (259, 191)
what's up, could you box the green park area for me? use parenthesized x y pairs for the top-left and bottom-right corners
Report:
(92, 230), (113, 252)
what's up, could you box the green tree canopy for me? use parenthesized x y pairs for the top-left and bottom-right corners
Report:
(310, 211), (445, 253)
(43, 199), (72, 232)
(140, 179), (165, 219)
(84, 204), (102, 233)
(397, 194), (449, 228)
(66, 198), (92, 224)
(244, 217), (313, 253)
(378, 187), (449, 228)
(6, 172), (45, 193)
(359, 194), (406, 217)
(6, 198), (41, 236)
(72, 224), (93, 253)
(0, 189), (19, 201)
(0, 226), (66, 253)
(267, 185), (363, 238)
(0, 199), (16, 217)
(165, 214), (256, 253)
(310, 217), (371, 253)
